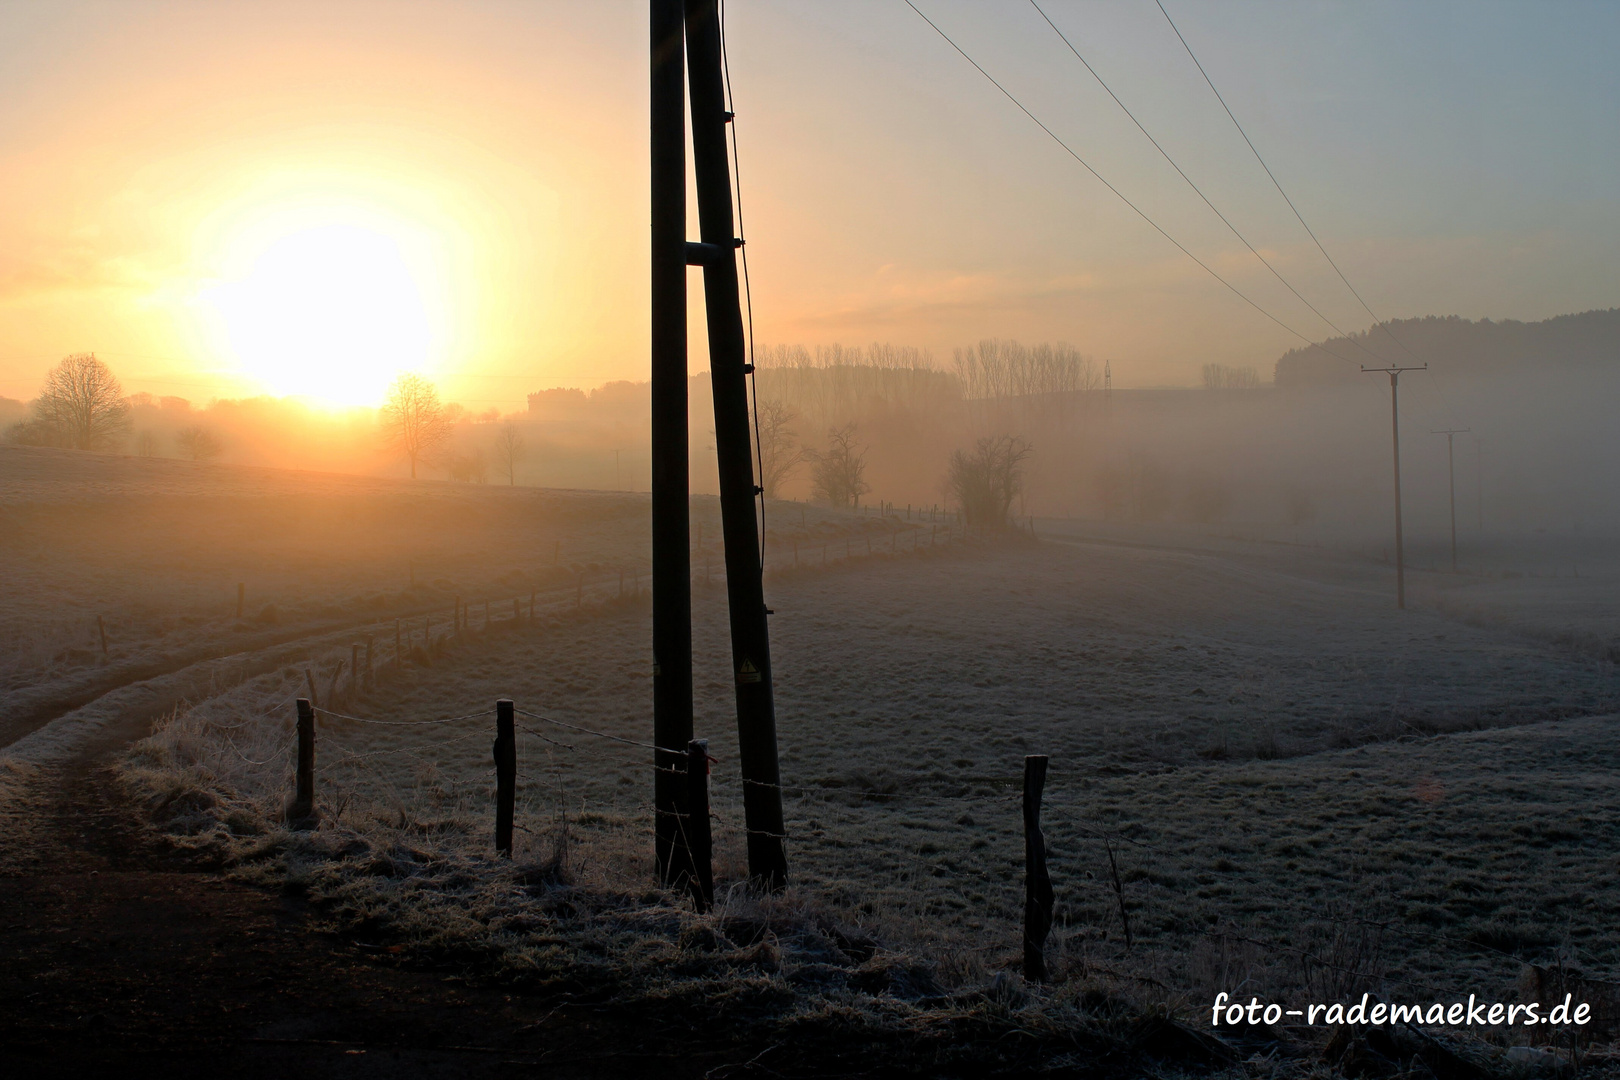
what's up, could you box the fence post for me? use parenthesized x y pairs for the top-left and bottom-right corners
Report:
(494, 699), (516, 857)
(1023, 754), (1054, 981)
(685, 738), (714, 911)
(97, 615), (108, 658)
(286, 698), (318, 828)
(236, 582), (245, 619)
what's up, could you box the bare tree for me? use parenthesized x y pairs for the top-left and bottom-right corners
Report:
(380, 373), (452, 479)
(175, 426), (222, 462)
(1202, 363), (1260, 390)
(492, 422), (526, 485)
(806, 423), (870, 508)
(29, 353), (131, 450)
(946, 435), (1033, 526)
(445, 449), (489, 484)
(754, 399), (804, 499)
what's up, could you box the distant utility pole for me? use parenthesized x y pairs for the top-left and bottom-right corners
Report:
(1362, 364), (1426, 609)
(1432, 428), (1469, 572)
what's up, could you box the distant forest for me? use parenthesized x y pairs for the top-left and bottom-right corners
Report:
(1273, 307), (1620, 386)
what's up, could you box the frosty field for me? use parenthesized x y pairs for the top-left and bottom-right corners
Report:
(130, 497), (1620, 1006)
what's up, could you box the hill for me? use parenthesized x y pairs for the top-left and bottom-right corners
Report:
(1273, 307), (1620, 386)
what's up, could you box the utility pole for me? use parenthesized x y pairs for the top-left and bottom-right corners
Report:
(650, 0), (693, 888)
(651, 0), (788, 889)
(1362, 365), (1425, 609)
(1432, 428), (1469, 572)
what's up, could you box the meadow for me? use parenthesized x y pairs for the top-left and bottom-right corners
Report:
(87, 467), (1620, 1021)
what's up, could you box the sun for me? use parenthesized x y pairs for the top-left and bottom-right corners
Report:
(200, 212), (449, 406)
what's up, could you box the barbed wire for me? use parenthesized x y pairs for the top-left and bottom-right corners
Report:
(313, 705), (492, 727)
(513, 708), (686, 756)
(221, 731), (294, 767)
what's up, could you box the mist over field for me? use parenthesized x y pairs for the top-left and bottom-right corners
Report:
(4, 1), (1620, 1075)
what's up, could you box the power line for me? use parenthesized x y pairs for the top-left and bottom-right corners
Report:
(1029, 0), (1395, 370)
(1153, 0), (1426, 371)
(901, 0), (1366, 368)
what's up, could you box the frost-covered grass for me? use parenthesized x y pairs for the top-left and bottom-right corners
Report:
(116, 537), (1620, 1052)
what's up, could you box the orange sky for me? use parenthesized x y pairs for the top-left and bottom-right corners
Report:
(0, 1), (1615, 408)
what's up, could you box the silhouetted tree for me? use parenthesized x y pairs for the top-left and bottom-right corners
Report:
(175, 426), (222, 462)
(947, 435), (1032, 526)
(381, 373), (451, 479)
(445, 448), (489, 484)
(754, 399), (804, 499)
(807, 423), (869, 508)
(492, 422), (525, 485)
(1201, 363), (1260, 390)
(27, 353), (131, 450)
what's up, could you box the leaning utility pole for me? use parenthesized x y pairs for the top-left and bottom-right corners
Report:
(1432, 428), (1469, 572)
(1362, 364), (1426, 609)
(650, 0), (788, 889)
(649, 0), (693, 888)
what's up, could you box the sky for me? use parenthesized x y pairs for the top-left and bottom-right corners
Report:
(0, 0), (1615, 408)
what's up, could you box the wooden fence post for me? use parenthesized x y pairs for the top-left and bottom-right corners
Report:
(96, 615), (108, 658)
(304, 668), (319, 708)
(236, 582), (245, 619)
(1023, 754), (1054, 981)
(286, 698), (318, 828)
(493, 699), (516, 857)
(685, 738), (714, 911)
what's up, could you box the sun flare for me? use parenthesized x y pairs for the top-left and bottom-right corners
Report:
(199, 208), (452, 406)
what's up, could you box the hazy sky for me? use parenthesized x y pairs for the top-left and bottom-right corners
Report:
(0, 0), (1615, 407)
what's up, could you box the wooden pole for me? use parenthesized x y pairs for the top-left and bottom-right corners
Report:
(686, 0), (787, 887)
(304, 668), (319, 708)
(236, 582), (245, 619)
(1022, 754), (1054, 981)
(286, 698), (317, 828)
(493, 699), (516, 857)
(684, 739), (714, 911)
(96, 615), (108, 658)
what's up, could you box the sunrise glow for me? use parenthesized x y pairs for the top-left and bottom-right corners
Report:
(195, 204), (453, 406)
